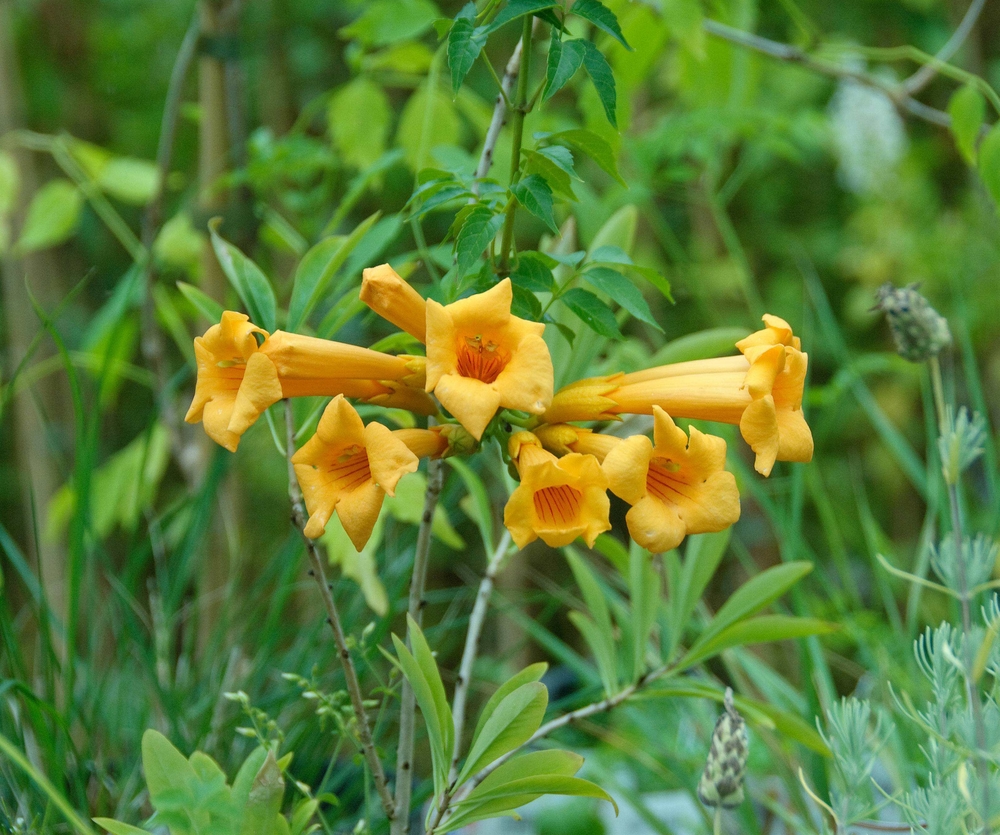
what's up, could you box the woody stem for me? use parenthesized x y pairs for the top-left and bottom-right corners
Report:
(283, 402), (395, 821)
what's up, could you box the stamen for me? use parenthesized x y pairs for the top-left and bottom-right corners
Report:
(456, 334), (509, 384)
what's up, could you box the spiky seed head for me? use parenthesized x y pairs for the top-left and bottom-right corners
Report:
(873, 282), (951, 362)
(698, 688), (749, 809)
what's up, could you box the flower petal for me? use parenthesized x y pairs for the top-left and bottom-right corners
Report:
(603, 435), (652, 505)
(425, 298), (457, 391)
(504, 484), (540, 549)
(625, 496), (686, 554)
(492, 332), (554, 415)
(201, 394), (241, 452)
(364, 421), (419, 496)
(739, 395), (779, 476)
(228, 351), (283, 437)
(434, 374), (503, 440)
(336, 482), (386, 551)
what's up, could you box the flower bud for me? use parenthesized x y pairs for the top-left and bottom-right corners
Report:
(873, 283), (951, 362)
(698, 688), (749, 809)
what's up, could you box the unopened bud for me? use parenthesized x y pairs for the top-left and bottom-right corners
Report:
(873, 283), (951, 362)
(698, 688), (749, 809)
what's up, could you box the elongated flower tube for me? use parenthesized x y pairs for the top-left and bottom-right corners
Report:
(503, 432), (611, 549)
(185, 312), (435, 452)
(393, 424), (476, 459)
(426, 278), (554, 440)
(361, 264), (428, 342)
(602, 407), (740, 553)
(292, 396), (419, 549)
(542, 315), (812, 476)
(534, 423), (622, 463)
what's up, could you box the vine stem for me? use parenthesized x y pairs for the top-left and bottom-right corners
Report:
(448, 530), (514, 783)
(902, 0), (986, 95)
(497, 15), (533, 274)
(283, 402), (396, 821)
(472, 30), (525, 195)
(714, 807), (723, 835)
(392, 454), (445, 835)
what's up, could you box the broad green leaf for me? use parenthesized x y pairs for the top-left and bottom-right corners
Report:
(978, 123), (1000, 207)
(680, 615), (837, 669)
(244, 751), (284, 835)
(362, 41), (435, 74)
(208, 220), (277, 331)
(684, 562), (813, 662)
(512, 174), (558, 232)
(93, 820), (149, 835)
(288, 212), (380, 330)
(339, 0), (438, 47)
(449, 5), (487, 94)
(544, 34), (586, 100)
(511, 283), (543, 320)
(141, 730), (197, 806)
(290, 799), (319, 835)
(649, 327), (750, 366)
(582, 266), (661, 330)
(458, 682), (548, 783)
(448, 458), (495, 549)
(560, 287), (623, 339)
(629, 548), (660, 679)
(469, 663), (548, 754)
(397, 84), (461, 171)
(581, 41), (617, 128)
(232, 747), (269, 810)
(948, 85), (985, 165)
(456, 205), (502, 278)
(0, 151), (19, 215)
(571, 0), (631, 49)
(484, 0), (558, 34)
(177, 281), (225, 324)
(154, 212), (205, 275)
(15, 179), (82, 253)
(510, 251), (556, 292)
(329, 78), (391, 169)
(522, 149), (577, 200)
(548, 129), (625, 185)
(458, 775), (618, 811)
(97, 157), (160, 205)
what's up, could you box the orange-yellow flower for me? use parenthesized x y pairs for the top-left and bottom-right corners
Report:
(503, 432), (611, 549)
(425, 279), (553, 440)
(361, 264), (427, 342)
(541, 315), (812, 476)
(292, 396), (419, 549)
(185, 312), (435, 452)
(602, 407), (740, 553)
(534, 423), (621, 463)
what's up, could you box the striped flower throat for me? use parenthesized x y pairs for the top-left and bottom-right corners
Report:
(456, 334), (510, 384)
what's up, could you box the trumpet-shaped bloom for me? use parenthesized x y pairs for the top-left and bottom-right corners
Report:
(542, 315), (812, 476)
(503, 432), (610, 549)
(602, 407), (740, 553)
(186, 312), (435, 451)
(425, 279), (554, 440)
(361, 264), (428, 342)
(392, 424), (477, 460)
(293, 396), (419, 549)
(534, 423), (621, 463)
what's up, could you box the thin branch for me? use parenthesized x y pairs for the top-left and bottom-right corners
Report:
(283, 402), (396, 821)
(903, 0), (987, 95)
(472, 36), (524, 195)
(448, 530), (514, 784)
(391, 455), (445, 835)
(701, 18), (954, 131)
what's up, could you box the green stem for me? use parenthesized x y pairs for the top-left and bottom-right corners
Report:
(714, 807), (723, 835)
(497, 16), (533, 275)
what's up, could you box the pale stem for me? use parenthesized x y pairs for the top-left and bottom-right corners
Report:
(392, 455), (445, 835)
(472, 38), (525, 195)
(714, 807), (723, 835)
(283, 402), (395, 821)
(903, 0), (987, 94)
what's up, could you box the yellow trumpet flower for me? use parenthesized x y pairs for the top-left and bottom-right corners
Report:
(360, 264), (428, 342)
(292, 396), (419, 549)
(542, 315), (812, 476)
(185, 312), (435, 452)
(426, 279), (554, 440)
(533, 423), (621, 463)
(503, 432), (611, 549)
(602, 407), (740, 553)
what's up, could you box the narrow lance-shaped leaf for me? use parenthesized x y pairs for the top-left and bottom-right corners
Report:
(456, 205), (503, 278)
(582, 266), (662, 331)
(448, 4), (488, 94)
(512, 174), (558, 233)
(570, 0), (632, 49)
(581, 41), (617, 128)
(560, 287), (623, 339)
(484, 0), (559, 34)
(209, 219), (277, 331)
(467, 662), (548, 754)
(679, 615), (838, 670)
(547, 128), (626, 185)
(544, 32), (586, 100)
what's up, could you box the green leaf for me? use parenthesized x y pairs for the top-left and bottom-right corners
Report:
(386, 471), (465, 550)
(680, 615), (838, 669)
(948, 85), (985, 165)
(522, 148), (578, 200)
(15, 179), (83, 253)
(232, 748), (269, 810)
(469, 663), (548, 752)
(565, 549), (618, 694)
(544, 34), (586, 100)
(290, 799), (319, 835)
(629, 548), (660, 679)
(683, 562), (813, 664)
(456, 774), (618, 813)
(582, 266), (661, 331)
(581, 41), (617, 128)
(243, 751), (284, 835)
(978, 123), (1000, 207)
(154, 212), (205, 275)
(141, 729), (197, 807)
(548, 129), (625, 185)
(456, 205), (503, 278)
(448, 458), (495, 549)
(208, 220), (277, 331)
(667, 530), (730, 659)
(0, 150), (19, 216)
(339, 0), (438, 47)
(97, 157), (160, 205)
(458, 682), (548, 783)
(449, 5), (487, 94)
(329, 78), (391, 169)
(93, 820), (149, 835)
(512, 174), (558, 233)
(177, 281), (225, 324)
(570, 0), (631, 49)
(510, 251), (556, 292)
(560, 287), (622, 339)
(397, 84), (461, 171)
(288, 212), (380, 330)
(484, 0), (558, 34)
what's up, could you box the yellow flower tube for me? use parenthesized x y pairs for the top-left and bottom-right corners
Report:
(292, 396), (419, 549)
(602, 407), (740, 553)
(503, 432), (611, 549)
(534, 423), (621, 463)
(360, 264), (428, 342)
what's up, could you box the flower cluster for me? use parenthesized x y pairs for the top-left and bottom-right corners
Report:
(187, 266), (813, 553)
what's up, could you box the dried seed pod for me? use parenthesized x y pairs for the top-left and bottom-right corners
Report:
(873, 282), (951, 362)
(698, 688), (749, 809)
